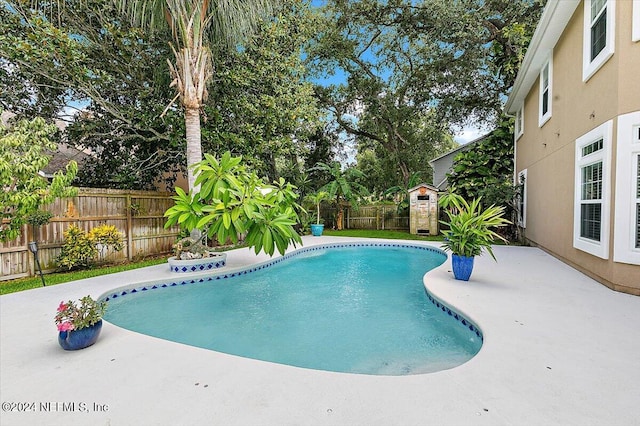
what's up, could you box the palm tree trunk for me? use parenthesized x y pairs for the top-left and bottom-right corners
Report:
(184, 106), (203, 191)
(336, 207), (344, 230)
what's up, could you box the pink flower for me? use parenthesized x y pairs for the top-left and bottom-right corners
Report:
(57, 321), (74, 332)
(57, 302), (68, 313)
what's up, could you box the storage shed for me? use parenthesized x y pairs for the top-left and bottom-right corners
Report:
(408, 184), (439, 235)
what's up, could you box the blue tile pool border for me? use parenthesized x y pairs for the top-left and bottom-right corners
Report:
(100, 242), (482, 342)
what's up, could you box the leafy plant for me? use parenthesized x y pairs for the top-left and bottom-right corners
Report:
(305, 191), (329, 225)
(164, 151), (303, 256)
(26, 210), (54, 227)
(88, 224), (124, 252)
(55, 295), (107, 332)
(310, 161), (368, 230)
(88, 224), (124, 262)
(438, 192), (511, 260)
(56, 225), (97, 270)
(0, 113), (77, 241)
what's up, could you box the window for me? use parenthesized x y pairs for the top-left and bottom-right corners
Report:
(614, 112), (640, 265)
(573, 120), (612, 259)
(539, 56), (552, 126)
(517, 169), (527, 228)
(583, 0), (616, 81)
(515, 106), (524, 140)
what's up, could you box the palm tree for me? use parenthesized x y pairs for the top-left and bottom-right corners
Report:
(116, 0), (274, 190)
(311, 161), (368, 230)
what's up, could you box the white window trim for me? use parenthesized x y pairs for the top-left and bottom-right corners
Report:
(517, 169), (527, 228)
(582, 0), (616, 82)
(633, 0), (640, 42)
(515, 106), (524, 140)
(613, 111), (640, 265)
(573, 120), (612, 259)
(538, 55), (552, 127)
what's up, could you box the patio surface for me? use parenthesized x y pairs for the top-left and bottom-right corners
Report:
(1, 236), (639, 426)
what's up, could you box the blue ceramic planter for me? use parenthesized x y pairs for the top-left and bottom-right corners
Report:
(58, 320), (103, 351)
(452, 254), (474, 281)
(310, 224), (324, 236)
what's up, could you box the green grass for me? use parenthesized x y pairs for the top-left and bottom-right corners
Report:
(322, 229), (444, 241)
(0, 257), (168, 296)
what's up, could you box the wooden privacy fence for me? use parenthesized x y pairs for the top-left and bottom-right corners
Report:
(0, 188), (179, 281)
(321, 205), (409, 230)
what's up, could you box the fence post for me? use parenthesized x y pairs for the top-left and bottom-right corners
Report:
(125, 193), (133, 261)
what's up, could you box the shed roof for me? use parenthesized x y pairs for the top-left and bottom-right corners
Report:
(408, 183), (439, 193)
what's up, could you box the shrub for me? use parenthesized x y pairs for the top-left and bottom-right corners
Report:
(89, 224), (124, 263)
(57, 225), (97, 270)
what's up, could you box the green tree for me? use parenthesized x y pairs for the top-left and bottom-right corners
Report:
(0, 115), (77, 241)
(1, 1), (187, 189)
(446, 116), (520, 238)
(116, 0), (276, 190)
(202, 0), (323, 182)
(311, 161), (368, 230)
(308, 0), (543, 188)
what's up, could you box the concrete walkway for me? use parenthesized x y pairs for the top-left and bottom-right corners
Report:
(1, 236), (639, 426)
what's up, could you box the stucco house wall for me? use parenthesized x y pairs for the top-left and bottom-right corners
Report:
(506, 0), (640, 294)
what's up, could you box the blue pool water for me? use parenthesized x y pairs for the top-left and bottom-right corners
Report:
(104, 244), (482, 375)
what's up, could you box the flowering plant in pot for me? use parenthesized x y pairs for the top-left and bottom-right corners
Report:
(438, 192), (510, 281)
(55, 295), (107, 350)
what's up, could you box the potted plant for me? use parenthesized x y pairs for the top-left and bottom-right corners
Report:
(167, 229), (227, 273)
(306, 191), (329, 236)
(438, 192), (510, 281)
(55, 295), (107, 350)
(164, 152), (302, 257)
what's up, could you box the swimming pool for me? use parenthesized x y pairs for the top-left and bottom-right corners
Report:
(103, 243), (483, 375)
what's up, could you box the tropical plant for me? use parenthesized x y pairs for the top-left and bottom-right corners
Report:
(56, 226), (97, 270)
(116, 0), (275, 190)
(305, 191), (329, 225)
(164, 151), (302, 256)
(310, 161), (368, 230)
(438, 192), (511, 260)
(57, 224), (125, 269)
(384, 172), (424, 213)
(88, 224), (124, 262)
(55, 295), (107, 332)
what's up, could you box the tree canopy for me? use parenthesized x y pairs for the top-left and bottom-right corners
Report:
(309, 0), (543, 189)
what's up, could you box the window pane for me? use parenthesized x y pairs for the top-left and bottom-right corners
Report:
(542, 64), (549, 88)
(582, 139), (603, 157)
(582, 162), (603, 200)
(591, 0), (606, 22)
(542, 90), (549, 115)
(591, 8), (607, 60)
(581, 204), (602, 241)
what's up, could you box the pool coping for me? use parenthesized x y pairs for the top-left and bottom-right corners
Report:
(2, 235), (640, 426)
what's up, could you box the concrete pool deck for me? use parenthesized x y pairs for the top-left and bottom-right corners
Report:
(1, 236), (639, 426)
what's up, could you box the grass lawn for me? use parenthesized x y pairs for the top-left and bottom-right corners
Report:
(1, 230), (441, 295)
(0, 258), (167, 296)
(323, 229), (444, 241)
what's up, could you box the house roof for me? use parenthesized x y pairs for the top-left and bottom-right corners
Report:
(504, 0), (580, 114)
(41, 143), (90, 178)
(428, 132), (490, 165)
